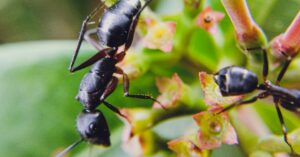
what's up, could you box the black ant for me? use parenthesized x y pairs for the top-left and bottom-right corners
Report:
(213, 49), (300, 155)
(56, 0), (162, 156)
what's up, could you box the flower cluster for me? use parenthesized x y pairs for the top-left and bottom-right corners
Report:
(80, 0), (300, 156)
(117, 1), (300, 156)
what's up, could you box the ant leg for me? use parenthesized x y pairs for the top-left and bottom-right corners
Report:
(100, 76), (118, 102)
(276, 57), (292, 85)
(248, 47), (269, 80)
(262, 48), (269, 81)
(84, 28), (104, 51)
(116, 67), (166, 109)
(123, 0), (153, 51)
(103, 101), (127, 119)
(99, 77), (128, 119)
(123, 15), (138, 51)
(69, 5), (104, 71)
(243, 47), (269, 81)
(70, 47), (115, 72)
(114, 50), (126, 62)
(273, 98), (295, 154)
(218, 92), (269, 114)
(218, 97), (258, 114)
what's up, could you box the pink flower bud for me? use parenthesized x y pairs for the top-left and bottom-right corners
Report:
(221, 0), (267, 49)
(270, 11), (300, 58)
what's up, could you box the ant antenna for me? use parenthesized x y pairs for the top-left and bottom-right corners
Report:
(56, 139), (84, 157)
(90, 3), (105, 20)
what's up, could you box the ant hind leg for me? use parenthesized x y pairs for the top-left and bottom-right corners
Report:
(274, 98), (296, 155)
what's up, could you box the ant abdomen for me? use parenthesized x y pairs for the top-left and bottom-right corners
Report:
(214, 66), (258, 96)
(97, 0), (142, 47)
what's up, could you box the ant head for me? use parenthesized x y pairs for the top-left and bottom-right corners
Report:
(76, 109), (111, 146)
(214, 66), (258, 96)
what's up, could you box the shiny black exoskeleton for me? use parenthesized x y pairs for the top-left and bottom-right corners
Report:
(214, 50), (300, 155)
(56, 109), (111, 157)
(97, 0), (141, 47)
(214, 66), (258, 96)
(214, 66), (300, 113)
(69, 0), (153, 73)
(76, 57), (116, 110)
(56, 1), (156, 156)
(76, 110), (110, 146)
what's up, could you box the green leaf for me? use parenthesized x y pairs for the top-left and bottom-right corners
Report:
(188, 29), (219, 71)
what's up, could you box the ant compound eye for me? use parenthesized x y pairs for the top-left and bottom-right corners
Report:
(89, 122), (98, 133)
(214, 74), (226, 87)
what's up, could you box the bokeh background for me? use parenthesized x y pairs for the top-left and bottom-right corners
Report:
(0, 0), (299, 157)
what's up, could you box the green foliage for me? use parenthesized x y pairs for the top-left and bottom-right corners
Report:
(0, 0), (299, 156)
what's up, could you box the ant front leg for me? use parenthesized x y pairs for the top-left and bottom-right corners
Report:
(273, 98), (295, 155)
(123, 0), (153, 51)
(245, 47), (269, 81)
(276, 57), (292, 85)
(218, 92), (269, 114)
(262, 48), (269, 81)
(70, 47), (116, 72)
(100, 76), (118, 102)
(99, 76), (127, 119)
(69, 5), (104, 72)
(115, 67), (166, 109)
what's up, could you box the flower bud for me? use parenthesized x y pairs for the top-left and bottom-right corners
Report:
(221, 0), (267, 50)
(270, 11), (300, 59)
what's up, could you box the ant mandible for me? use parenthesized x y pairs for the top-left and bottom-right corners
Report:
(214, 49), (300, 155)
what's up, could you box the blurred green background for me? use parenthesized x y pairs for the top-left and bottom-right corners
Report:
(0, 0), (299, 157)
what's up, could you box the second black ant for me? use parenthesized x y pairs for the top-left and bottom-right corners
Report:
(213, 49), (300, 155)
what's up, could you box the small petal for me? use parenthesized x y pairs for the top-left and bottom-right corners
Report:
(121, 108), (154, 134)
(195, 7), (225, 34)
(199, 72), (243, 106)
(143, 21), (177, 53)
(122, 124), (143, 157)
(168, 138), (207, 157)
(117, 51), (150, 79)
(153, 73), (184, 109)
(122, 127), (159, 157)
(222, 121), (238, 145)
(197, 130), (222, 149)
